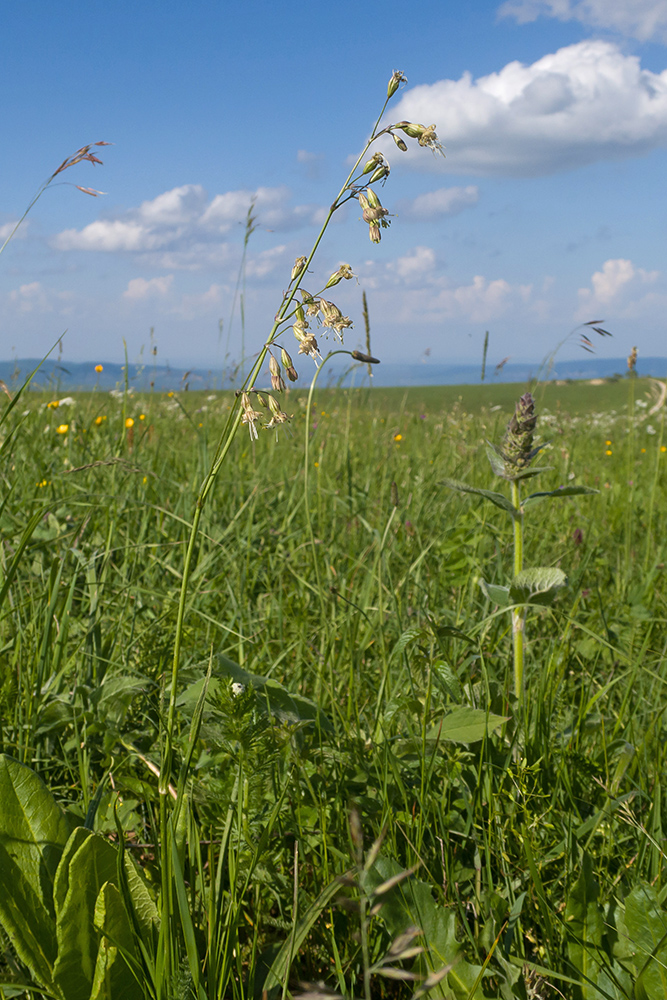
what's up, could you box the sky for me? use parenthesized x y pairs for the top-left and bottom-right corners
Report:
(2, 0), (667, 373)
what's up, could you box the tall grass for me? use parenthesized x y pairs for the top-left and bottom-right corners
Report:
(1, 378), (666, 997)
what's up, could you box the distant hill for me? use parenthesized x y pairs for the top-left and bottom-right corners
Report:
(1, 355), (665, 392)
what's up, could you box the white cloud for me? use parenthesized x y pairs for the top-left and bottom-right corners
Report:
(390, 41), (667, 176)
(577, 257), (660, 316)
(0, 220), (28, 243)
(7, 281), (73, 314)
(498, 0), (667, 43)
(387, 246), (438, 282)
(359, 249), (529, 324)
(170, 283), (224, 319)
(52, 183), (325, 267)
(398, 185), (479, 220)
(123, 275), (174, 300)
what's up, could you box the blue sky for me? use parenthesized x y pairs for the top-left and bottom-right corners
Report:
(2, 0), (667, 373)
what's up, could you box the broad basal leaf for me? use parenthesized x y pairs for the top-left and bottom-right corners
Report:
(0, 754), (69, 916)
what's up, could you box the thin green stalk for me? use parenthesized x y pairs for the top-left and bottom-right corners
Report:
(157, 86), (405, 947)
(511, 480), (525, 707)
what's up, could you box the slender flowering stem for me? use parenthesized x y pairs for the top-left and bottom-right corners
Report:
(511, 480), (525, 708)
(158, 83), (423, 903)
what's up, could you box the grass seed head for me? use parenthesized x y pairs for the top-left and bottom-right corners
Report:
(628, 346), (638, 374)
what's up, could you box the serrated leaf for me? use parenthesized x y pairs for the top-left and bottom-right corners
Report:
(510, 568), (567, 606)
(440, 479), (518, 516)
(479, 580), (511, 607)
(426, 708), (508, 744)
(522, 485), (599, 509)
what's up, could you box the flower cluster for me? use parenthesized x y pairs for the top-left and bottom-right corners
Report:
(239, 389), (291, 441)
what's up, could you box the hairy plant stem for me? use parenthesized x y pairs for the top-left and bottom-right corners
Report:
(158, 92), (398, 907)
(511, 480), (525, 708)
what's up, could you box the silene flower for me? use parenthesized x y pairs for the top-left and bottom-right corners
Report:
(240, 392), (263, 441)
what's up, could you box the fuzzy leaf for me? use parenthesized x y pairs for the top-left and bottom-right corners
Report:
(510, 568), (567, 606)
(522, 485), (598, 509)
(440, 479), (518, 516)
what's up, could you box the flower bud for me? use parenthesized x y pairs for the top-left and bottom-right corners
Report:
(387, 70), (407, 99)
(325, 263), (357, 288)
(280, 347), (299, 381)
(394, 121), (424, 139)
(370, 163), (389, 184)
(351, 350), (380, 364)
(269, 354), (285, 392)
(291, 256), (307, 282)
(392, 133), (408, 152)
(362, 152), (383, 175)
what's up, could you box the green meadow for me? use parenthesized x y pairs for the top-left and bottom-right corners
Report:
(0, 375), (666, 1000)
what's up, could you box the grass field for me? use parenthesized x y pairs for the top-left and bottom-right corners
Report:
(1, 374), (666, 1000)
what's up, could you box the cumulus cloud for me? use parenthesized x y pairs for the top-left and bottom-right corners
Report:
(7, 281), (74, 314)
(123, 275), (174, 300)
(398, 185), (479, 220)
(0, 220), (28, 243)
(390, 41), (667, 176)
(170, 284), (224, 319)
(359, 248), (530, 324)
(53, 183), (324, 268)
(498, 0), (667, 43)
(577, 257), (660, 316)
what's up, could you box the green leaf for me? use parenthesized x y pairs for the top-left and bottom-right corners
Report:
(367, 859), (486, 998)
(0, 842), (58, 991)
(255, 872), (347, 999)
(90, 881), (143, 1000)
(621, 883), (667, 999)
(181, 654), (333, 731)
(440, 478), (518, 516)
(53, 832), (120, 1000)
(0, 755), (69, 915)
(426, 708), (508, 744)
(509, 568), (567, 606)
(522, 485), (599, 509)
(565, 854), (606, 998)
(0, 756), (70, 991)
(479, 579), (511, 607)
